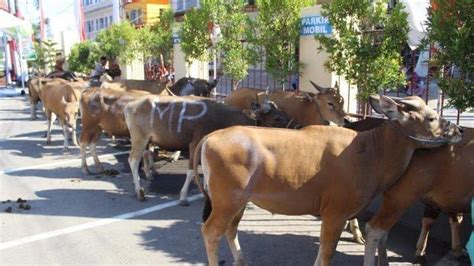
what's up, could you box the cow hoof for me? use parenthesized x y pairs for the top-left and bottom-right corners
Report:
(179, 200), (190, 207)
(46, 140), (51, 144)
(138, 189), (146, 202)
(63, 148), (69, 153)
(414, 255), (427, 265)
(82, 168), (91, 175)
(353, 235), (365, 245)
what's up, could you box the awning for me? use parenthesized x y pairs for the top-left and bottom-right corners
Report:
(0, 9), (33, 37)
(400, 0), (430, 50)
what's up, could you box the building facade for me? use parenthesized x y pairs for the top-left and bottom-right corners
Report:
(83, 0), (115, 40)
(124, 0), (170, 27)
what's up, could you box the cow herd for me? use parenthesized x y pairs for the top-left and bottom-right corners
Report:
(24, 76), (472, 266)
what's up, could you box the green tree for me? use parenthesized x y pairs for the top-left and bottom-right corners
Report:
(315, 0), (409, 100)
(96, 21), (139, 64)
(137, 9), (175, 66)
(67, 40), (101, 75)
(31, 40), (59, 73)
(252, 0), (312, 88)
(427, 0), (473, 110)
(180, 0), (256, 87)
(180, 5), (210, 63)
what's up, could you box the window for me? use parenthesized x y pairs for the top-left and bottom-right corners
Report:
(130, 9), (142, 24)
(99, 18), (104, 29)
(95, 19), (99, 31)
(173, 0), (200, 12)
(109, 15), (113, 24)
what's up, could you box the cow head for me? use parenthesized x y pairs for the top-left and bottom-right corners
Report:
(369, 95), (463, 146)
(60, 96), (80, 129)
(309, 81), (349, 126)
(244, 97), (294, 128)
(193, 78), (219, 97)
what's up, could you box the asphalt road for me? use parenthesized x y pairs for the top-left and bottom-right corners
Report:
(0, 95), (465, 265)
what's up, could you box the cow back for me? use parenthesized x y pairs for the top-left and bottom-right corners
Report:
(81, 88), (151, 138)
(101, 79), (170, 95)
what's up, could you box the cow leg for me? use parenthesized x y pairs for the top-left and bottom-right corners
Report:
(449, 213), (466, 257)
(377, 233), (388, 266)
(202, 204), (245, 266)
(363, 224), (388, 266)
(415, 206), (439, 263)
(80, 142), (91, 175)
(62, 123), (70, 152)
(225, 208), (246, 266)
(90, 142), (105, 173)
(128, 137), (150, 201)
(349, 218), (365, 244)
(71, 119), (78, 146)
(314, 217), (346, 266)
(180, 143), (199, 206)
(142, 149), (154, 180)
(179, 169), (194, 206)
(45, 110), (55, 144)
(30, 100), (38, 120)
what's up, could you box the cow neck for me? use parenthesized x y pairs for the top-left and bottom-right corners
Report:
(368, 121), (417, 193)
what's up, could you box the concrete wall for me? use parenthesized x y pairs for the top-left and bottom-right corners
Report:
(172, 26), (209, 81)
(120, 57), (145, 80)
(299, 5), (358, 113)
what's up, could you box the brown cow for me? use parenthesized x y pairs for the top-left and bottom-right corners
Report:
(27, 77), (68, 120)
(225, 81), (349, 126)
(40, 82), (83, 152)
(100, 78), (173, 95)
(79, 87), (152, 175)
(192, 95), (462, 266)
(124, 95), (294, 203)
(363, 126), (473, 266)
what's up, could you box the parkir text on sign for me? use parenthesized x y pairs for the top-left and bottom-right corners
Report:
(300, 15), (332, 36)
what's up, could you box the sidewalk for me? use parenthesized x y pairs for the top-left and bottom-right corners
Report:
(0, 85), (26, 97)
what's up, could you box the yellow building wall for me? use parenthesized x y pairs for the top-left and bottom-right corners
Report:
(124, 1), (169, 25)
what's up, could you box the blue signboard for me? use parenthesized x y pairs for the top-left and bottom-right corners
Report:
(300, 15), (332, 36)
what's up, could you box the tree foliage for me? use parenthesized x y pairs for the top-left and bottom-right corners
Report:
(67, 40), (101, 75)
(137, 9), (174, 64)
(180, 5), (211, 63)
(316, 0), (409, 100)
(180, 0), (256, 84)
(252, 0), (312, 86)
(31, 40), (59, 73)
(427, 0), (473, 110)
(96, 21), (139, 64)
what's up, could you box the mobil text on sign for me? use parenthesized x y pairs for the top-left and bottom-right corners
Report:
(300, 15), (332, 36)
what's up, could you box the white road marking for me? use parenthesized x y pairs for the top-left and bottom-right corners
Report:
(0, 151), (129, 175)
(0, 194), (203, 251)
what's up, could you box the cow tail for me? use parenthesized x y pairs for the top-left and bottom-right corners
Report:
(193, 136), (212, 223)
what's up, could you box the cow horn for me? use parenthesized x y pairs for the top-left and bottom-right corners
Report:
(310, 80), (329, 94)
(60, 96), (67, 105)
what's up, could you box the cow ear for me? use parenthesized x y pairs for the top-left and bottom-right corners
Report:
(310, 80), (328, 94)
(369, 95), (384, 114)
(374, 95), (406, 120)
(243, 109), (258, 120)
